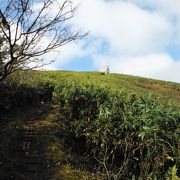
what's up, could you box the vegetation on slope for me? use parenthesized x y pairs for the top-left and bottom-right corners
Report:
(0, 70), (179, 179)
(10, 70), (180, 104)
(53, 82), (179, 179)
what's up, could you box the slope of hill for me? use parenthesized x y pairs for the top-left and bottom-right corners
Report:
(12, 70), (180, 104)
(1, 70), (179, 179)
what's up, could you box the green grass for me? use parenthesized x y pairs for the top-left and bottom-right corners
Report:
(1, 70), (179, 179)
(52, 77), (180, 178)
(11, 70), (180, 105)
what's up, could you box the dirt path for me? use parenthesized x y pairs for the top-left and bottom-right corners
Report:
(15, 122), (51, 179)
(0, 104), (100, 180)
(0, 104), (59, 179)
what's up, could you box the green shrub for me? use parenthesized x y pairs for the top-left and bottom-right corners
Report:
(54, 81), (180, 179)
(0, 80), (54, 114)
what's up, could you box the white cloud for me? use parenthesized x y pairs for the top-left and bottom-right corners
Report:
(43, 40), (87, 70)
(130, 0), (180, 16)
(34, 0), (180, 82)
(71, 0), (180, 82)
(93, 53), (180, 83)
(74, 0), (173, 55)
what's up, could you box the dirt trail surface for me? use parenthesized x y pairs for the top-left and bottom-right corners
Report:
(14, 122), (51, 179)
(0, 104), (100, 180)
(0, 104), (61, 179)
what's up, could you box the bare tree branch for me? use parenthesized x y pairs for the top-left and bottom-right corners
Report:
(0, 0), (87, 81)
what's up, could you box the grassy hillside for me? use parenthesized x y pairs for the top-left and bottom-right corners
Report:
(1, 70), (179, 179)
(11, 70), (180, 104)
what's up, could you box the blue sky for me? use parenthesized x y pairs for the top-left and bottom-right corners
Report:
(36, 0), (180, 82)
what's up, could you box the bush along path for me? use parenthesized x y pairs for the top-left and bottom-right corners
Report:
(1, 80), (179, 179)
(53, 82), (180, 179)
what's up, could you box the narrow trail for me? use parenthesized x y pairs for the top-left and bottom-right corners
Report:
(14, 121), (52, 180)
(4, 104), (60, 179)
(0, 104), (96, 180)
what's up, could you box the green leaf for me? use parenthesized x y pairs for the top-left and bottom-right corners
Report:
(138, 132), (145, 140)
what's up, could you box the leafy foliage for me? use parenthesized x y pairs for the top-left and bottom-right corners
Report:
(54, 81), (180, 179)
(10, 70), (180, 104)
(0, 80), (54, 114)
(2, 70), (180, 179)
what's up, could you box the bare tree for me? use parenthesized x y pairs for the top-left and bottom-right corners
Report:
(0, 0), (86, 81)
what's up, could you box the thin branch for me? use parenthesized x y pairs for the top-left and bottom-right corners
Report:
(0, 0), (86, 81)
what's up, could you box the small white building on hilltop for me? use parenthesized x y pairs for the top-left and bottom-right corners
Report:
(100, 66), (110, 74)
